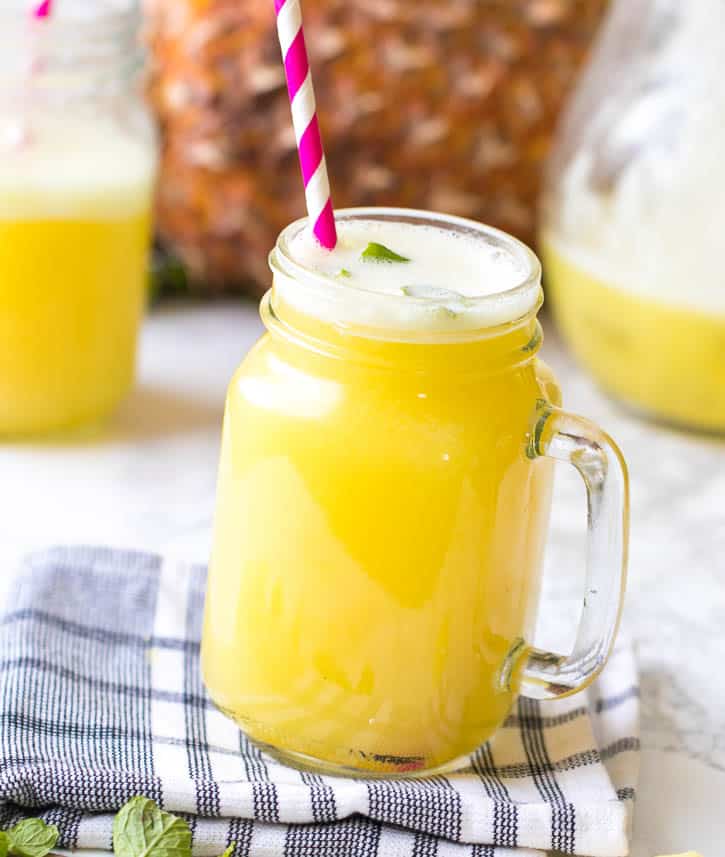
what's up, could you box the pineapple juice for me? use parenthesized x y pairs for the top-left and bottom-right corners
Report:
(543, 237), (725, 431)
(202, 212), (561, 773)
(0, 116), (155, 435)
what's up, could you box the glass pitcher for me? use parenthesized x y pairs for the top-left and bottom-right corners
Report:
(541, 0), (725, 432)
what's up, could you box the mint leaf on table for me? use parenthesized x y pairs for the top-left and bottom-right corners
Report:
(113, 797), (192, 857)
(336, 268), (352, 278)
(4, 819), (59, 857)
(361, 242), (410, 263)
(0, 799), (232, 857)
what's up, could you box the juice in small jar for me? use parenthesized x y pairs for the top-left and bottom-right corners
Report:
(0, 3), (157, 436)
(202, 210), (563, 774)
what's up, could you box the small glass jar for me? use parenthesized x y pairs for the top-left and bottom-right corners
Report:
(542, 0), (725, 432)
(0, 0), (157, 436)
(202, 208), (628, 777)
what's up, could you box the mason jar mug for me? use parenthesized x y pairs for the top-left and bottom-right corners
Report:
(202, 208), (629, 776)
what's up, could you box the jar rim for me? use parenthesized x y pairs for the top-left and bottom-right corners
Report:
(269, 207), (543, 338)
(0, 0), (137, 30)
(0, 0), (139, 79)
(0, 2), (141, 102)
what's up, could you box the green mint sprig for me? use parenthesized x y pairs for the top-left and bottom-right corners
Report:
(4, 798), (234, 857)
(113, 798), (233, 857)
(113, 798), (192, 857)
(360, 242), (410, 263)
(0, 819), (59, 857)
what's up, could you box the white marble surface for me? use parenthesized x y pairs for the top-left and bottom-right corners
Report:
(0, 300), (723, 856)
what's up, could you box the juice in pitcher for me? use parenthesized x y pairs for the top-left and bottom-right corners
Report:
(202, 209), (628, 776)
(542, 237), (725, 431)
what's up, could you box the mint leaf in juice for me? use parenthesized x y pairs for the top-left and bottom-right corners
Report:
(361, 242), (410, 263)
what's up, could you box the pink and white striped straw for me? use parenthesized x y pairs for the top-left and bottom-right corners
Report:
(33, 0), (52, 17)
(274, 0), (337, 249)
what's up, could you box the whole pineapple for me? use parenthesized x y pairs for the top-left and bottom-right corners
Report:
(145, 0), (608, 294)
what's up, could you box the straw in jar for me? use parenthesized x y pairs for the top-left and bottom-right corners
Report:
(274, 0), (337, 249)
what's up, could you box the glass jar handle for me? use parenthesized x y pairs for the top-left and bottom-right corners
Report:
(522, 402), (629, 700)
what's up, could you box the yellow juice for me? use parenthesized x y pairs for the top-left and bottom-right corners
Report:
(543, 238), (725, 432)
(202, 215), (561, 773)
(0, 212), (151, 434)
(0, 117), (155, 436)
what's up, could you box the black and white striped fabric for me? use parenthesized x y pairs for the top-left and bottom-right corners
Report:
(0, 547), (639, 857)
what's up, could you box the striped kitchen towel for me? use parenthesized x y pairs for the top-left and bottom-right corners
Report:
(0, 547), (639, 857)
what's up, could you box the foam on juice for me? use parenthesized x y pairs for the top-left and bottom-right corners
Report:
(276, 216), (540, 333)
(0, 114), (155, 219)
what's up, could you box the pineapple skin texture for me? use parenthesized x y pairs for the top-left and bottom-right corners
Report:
(144, 0), (607, 293)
